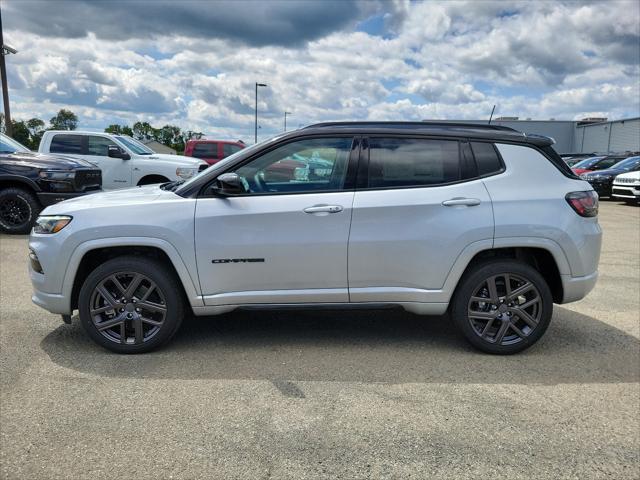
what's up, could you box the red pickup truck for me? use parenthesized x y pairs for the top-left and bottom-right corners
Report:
(184, 140), (245, 165)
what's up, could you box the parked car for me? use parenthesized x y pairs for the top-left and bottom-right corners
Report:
(581, 156), (640, 198)
(39, 131), (208, 189)
(572, 155), (628, 176)
(29, 122), (601, 355)
(0, 133), (101, 234)
(561, 153), (597, 167)
(184, 139), (245, 165)
(612, 170), (640, 204)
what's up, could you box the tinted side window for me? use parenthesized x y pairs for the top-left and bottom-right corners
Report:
(87, 136), (116, 156)
(470, 142), (503, 176)
(50, 135), (83, 154)
(223, 144), (242, 157)
(367, 138), (460, 188)
(192, 143), (218, 158)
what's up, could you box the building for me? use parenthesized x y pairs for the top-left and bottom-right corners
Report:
(142, 139), (177, 155)
(435, 117), (640, 154)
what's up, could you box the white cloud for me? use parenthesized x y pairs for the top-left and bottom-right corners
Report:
(2, 0), (638, 142)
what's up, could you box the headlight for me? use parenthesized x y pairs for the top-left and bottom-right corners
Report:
(39, 170), (75, 181)
(33, 215), (72, 234)
(176, 167), (198, 179)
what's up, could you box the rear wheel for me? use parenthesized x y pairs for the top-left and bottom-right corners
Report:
(78, 256), (184, 353)
(0, 187), (41, 234)
(451, 260), (553, 354)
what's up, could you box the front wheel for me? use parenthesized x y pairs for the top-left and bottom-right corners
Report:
(0, 187), (41, 234)
(451, 260), (553, 354)
(78, 256), (184, 353)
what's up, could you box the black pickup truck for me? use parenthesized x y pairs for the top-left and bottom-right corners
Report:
(0, 133), (102, 234)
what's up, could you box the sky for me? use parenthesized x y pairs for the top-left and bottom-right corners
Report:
(2, 0), (639, 143)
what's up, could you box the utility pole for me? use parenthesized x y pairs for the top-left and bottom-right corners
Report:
(284, 111), (292, 132)
(254, 82), (267, 143)
(0, 5), (13, 136)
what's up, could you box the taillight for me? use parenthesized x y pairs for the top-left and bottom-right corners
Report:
(565, 191), (598, 217)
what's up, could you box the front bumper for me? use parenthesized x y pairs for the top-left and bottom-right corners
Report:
(32, 288), (69, 314)
(611, 185), (640, 200)
(37, 190), (100, 207)
(585, 180), (612, 197)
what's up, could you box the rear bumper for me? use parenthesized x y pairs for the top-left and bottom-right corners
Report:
(560, 270), (598, 304)
(37, 190), (100, 207)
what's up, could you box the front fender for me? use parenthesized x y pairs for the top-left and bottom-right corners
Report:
(60, 237), (204, 313)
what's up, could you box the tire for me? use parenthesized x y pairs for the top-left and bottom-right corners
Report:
(0, 187), (41, 234)
(451, 260), (553, 355)
(78, 256), (184, 353)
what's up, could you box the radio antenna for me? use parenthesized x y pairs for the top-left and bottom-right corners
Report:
(488, 105), (496, 124)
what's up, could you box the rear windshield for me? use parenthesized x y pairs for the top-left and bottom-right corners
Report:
(573, 156), (605, 169)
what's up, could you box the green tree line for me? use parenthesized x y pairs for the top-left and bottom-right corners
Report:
(105, 122), (204, 154)
(1, 109), (204, 154)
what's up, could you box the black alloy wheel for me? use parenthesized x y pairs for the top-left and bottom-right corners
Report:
(0, 187), (41, 234)
(452, 260), (553, 354)
(78, 256), (184, 353)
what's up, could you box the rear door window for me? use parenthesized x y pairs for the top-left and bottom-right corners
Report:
(192, 143), (219, 159)
(50, 135), (84, 154)
(367, 138), (461, 188)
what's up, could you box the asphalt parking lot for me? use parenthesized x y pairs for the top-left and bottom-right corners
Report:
(1, 201), (638, 479)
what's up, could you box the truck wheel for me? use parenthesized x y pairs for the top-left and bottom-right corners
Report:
(0, 187), (41, 234)
(78, 256), (184, 353)
(451, 260), (553, 354)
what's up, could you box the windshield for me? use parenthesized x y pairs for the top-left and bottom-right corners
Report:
(115, 136), (155, 155)
(0, 133), (30, 153)
(613, 156), (640, 171)
(175, 139), (272, 194)
(573, 156), (604, 169)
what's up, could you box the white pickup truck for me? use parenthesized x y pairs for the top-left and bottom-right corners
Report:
(39, 131), (208, 189)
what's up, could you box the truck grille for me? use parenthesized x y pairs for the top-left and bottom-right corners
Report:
(74, 169), (102, 192)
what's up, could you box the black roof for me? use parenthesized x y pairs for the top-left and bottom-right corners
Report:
(302, 121), (554, 147)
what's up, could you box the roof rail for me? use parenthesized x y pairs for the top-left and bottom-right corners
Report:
(304, 121), (520, 132)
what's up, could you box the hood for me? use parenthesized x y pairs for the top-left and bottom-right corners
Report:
(584, 166), (635, 178)
(139, 153), (206, 167)
(42, 184), (175, 214)
(615, 171), (640, 180)
(1, 151), (97, 169)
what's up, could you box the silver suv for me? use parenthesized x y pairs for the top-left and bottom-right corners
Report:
(29, 122), (602, 354)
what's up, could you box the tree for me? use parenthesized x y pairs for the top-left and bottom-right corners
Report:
(49, 109), (78, 131)
(26, 118), (46, 149)
(132, 121), (156, 141)
(10, 120), (31, 147)
(105, 124), (133, 136)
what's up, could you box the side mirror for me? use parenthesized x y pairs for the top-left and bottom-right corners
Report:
(108, 145), (131, 160)
(212, 172), (245, 195)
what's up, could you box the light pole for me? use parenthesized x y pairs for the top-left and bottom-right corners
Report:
(284, 111), (292, 132)
(254, 82), (267, 143)
(0, 6), (17, 137)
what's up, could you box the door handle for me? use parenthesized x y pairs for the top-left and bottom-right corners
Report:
(441, 197), (481, 207)
(303, 205), (343, 214)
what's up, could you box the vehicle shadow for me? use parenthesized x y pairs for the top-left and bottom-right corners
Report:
(41, 306), (639, 385)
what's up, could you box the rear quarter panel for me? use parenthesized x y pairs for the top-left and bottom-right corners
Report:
(486, 143), (602, 277)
